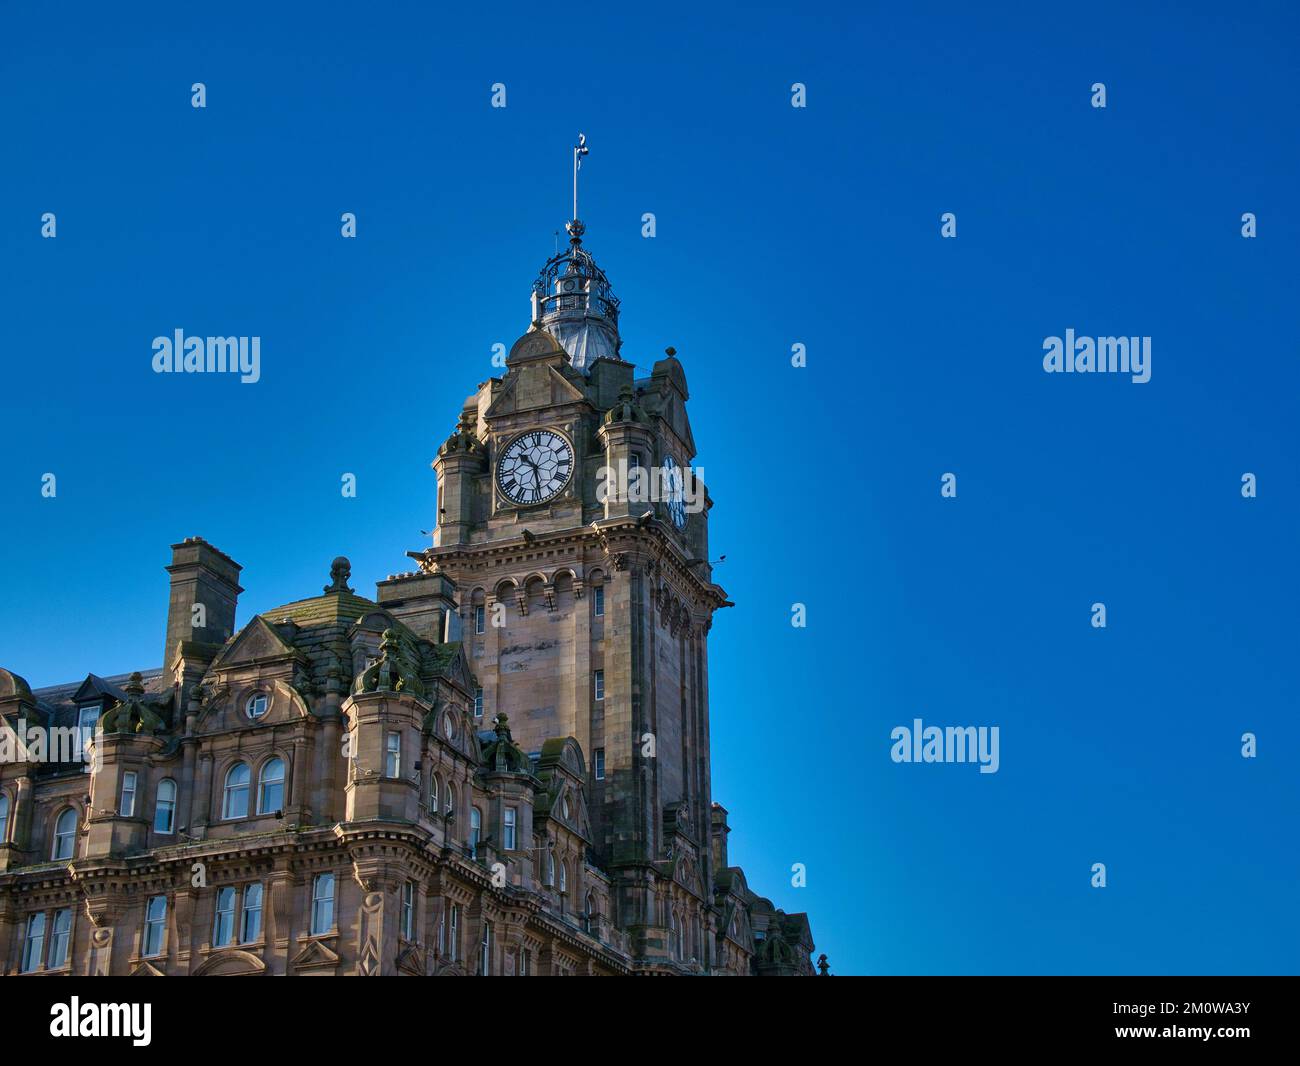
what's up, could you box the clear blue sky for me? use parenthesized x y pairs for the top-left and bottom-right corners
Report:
(2, 2), (1297, 975)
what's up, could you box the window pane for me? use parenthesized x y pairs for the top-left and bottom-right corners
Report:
(155, 779), (176, 833)
(49, 909), (72, 968)
(120, 771), (137, 817)
(53, 808), (77, 860)
(257, 758), (285, 815)
(241, 883), (263, 943)
(311, 873), (335, 935)
(223, 764), (250, 819)
(144, 895), (167, 957)
(21, 912), (46, 972)
(213, 886), (235, 946)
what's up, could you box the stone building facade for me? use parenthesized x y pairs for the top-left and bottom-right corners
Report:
(0, 211), (820, 977)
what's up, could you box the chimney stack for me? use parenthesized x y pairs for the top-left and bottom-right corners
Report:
(163, 537), (242, 667)
(711, 802), (730, 873)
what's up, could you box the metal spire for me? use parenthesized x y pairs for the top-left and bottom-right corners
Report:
(567, 133), (589, 245)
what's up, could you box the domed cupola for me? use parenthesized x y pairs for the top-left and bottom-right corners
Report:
(528, 135), (622, 371)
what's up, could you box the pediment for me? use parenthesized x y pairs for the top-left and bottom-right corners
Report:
(485, 361), (585, 419)
(129, 959), (167, 976)
(291, 938), (341, 973)
(193, 949), (267, 976)
(396, 942), (426, 976)
(214, 616), (296, 668)
(506, 328), (566, 364)
(437, 644), (476, 693)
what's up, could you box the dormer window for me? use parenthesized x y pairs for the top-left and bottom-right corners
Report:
(77, 705), (99, 771)
(245, 693), (268, 720)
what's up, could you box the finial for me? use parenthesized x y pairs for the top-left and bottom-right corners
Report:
(568, 133), (590, 243)
(817, 953), (830, 976)
(664, 346), (676, 357)
(325, 556), (354, 594)
(124, 671), (145, 698)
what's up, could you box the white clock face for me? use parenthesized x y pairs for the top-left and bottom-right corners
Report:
(497, 430), (574, 506)
(662, 454), (687, 529)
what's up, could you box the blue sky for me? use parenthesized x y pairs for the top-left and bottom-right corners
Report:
(2, 2), (1297, 974)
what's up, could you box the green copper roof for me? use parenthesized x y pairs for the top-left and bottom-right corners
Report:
(261, 589), (379, 628)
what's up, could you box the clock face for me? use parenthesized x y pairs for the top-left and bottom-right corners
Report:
(497, 430), (574, 506)
(662, 454), (687, 529)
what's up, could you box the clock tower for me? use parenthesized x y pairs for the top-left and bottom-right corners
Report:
(375, 157), (730, 967)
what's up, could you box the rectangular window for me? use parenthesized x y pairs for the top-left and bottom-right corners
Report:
(481, 919), (492, 976)
(594, 585), (605, 617)
(48, 908), (72, 969)
(437, 909), (446, 956)
(78, 706), (98, 772)
(213, 886), (236, 947)
(241, 883), (263, 943)
(143, 895), (167, 957)
(474, 605), (485, 635)
(401, 881), (415, 940)
(474, 687), (483, 718)
(311, 873), (335, 935)
(449, 903), (460, 961)
(594, 748), (605, 781)
(154, 779), (176, 834)
(386, 732), (401, 778)
(503, 807), (517, 850)
(120, 771), (137, 817)
(594, 670), (605, 701)
(519, 948), (530, 976)
(21, 912), (46, 973)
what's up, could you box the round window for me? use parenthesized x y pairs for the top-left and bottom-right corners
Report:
(443, 710), (456, 740)
(246, 693), (268, 720)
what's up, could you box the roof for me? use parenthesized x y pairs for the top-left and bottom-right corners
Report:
(260, 589), (379, 628)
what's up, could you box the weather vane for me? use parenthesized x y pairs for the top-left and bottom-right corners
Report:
(568, 133), (589, 243)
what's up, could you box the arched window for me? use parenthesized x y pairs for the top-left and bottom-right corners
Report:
(444, 781), (455, 819)
(559, 861), (568, 901)
(0, 793), (9, 843)
(154, 779), (177, 834)
(469, 808), (482, 857)
(547, 851), (556, 887)
(584, 891), (595, 935)
(222, 763), (250, 820)
(430, 773), (441, 813)
(257, 757), (285, 815)
(52, 808), (77, 860)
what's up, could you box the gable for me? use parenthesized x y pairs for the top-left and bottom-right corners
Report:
(485, 363), (585, 419)
(212, 616), (295, 668)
